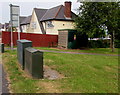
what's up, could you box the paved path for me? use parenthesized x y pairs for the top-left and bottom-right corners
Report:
(1, 65), (9, 94)
(5, 47), (119, 56)
(0, 37), (9, 94)
(0, 54), (9, 94)
(39, 49), (119, 56)
(0, 62), (2, 94)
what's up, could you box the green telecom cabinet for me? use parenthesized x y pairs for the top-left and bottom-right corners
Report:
(17, 40), (32, 69)
(25, 47), (43, 79)
(0, 43), (4, 53)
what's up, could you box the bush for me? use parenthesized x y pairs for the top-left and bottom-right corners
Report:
(115, 40), (120, 48)
(88, 39), (110, 48)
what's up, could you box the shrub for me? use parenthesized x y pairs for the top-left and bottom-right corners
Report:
(115, 40), (120, 48)
(88, 39), (110, 48)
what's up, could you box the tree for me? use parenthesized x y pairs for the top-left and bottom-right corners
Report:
(75, 2), (119, 52)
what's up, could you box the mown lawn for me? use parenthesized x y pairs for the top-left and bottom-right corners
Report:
(2, 48), (119, 93)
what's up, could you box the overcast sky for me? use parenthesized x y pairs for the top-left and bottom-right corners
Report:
(0, 0), (80, 24)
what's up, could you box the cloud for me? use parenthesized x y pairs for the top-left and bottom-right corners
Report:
(0, 0), (78, 3)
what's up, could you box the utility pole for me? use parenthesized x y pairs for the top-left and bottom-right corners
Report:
(18, 6), (20, 40)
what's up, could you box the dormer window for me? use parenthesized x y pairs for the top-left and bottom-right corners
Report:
(46, 21), (54, 28)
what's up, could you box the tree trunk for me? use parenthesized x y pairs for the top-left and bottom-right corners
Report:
(110, 31), (115, 52)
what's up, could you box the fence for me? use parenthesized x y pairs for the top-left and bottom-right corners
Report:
(2, 31), (58, 47)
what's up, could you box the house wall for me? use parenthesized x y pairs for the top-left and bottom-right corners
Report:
(27, 9), (75, 35)
(21, 25), (27, 32)
(43, 20), (75, 35)
(21, 24), (30, 33)
(28, 10), (42, 34)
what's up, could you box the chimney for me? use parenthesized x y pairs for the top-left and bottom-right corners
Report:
(64, 1), (72, 18)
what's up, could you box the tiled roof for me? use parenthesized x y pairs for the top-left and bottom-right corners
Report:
(4, 23), (9, 28)
(20, 4), (77, 25)
(19, 16), (27, 24)
(20, 15), (31, 25)
(34, 8), (47, 21)
(40, 5), (63, 21)
(36, 5), (77, 21)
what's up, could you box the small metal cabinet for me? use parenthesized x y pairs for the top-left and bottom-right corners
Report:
(0, 43), (4, 53)
(17, 40), (32, 69)
(25, 47), (43, 79)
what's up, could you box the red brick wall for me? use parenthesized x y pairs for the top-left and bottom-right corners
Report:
(2, 31), (58, 47)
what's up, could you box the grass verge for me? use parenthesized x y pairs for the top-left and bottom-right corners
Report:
(2, 48), (119, 93)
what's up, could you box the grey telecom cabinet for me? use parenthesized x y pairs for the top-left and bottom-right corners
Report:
(25, 47), (43, 79)
(17, 40), (32, 69)
(0, 43), (4, 53)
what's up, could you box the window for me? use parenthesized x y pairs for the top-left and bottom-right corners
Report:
(31, 22), (36, 29)
(46, 21), (54, 28)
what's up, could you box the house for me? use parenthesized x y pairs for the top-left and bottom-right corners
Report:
(20, 16), (31, 32)
(20, 1), (77, 35)
(0, 23), (2, 31)
(0, 16), (31, 32)
(4, 23), (10, 31)
(0, 23), (10, 31)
